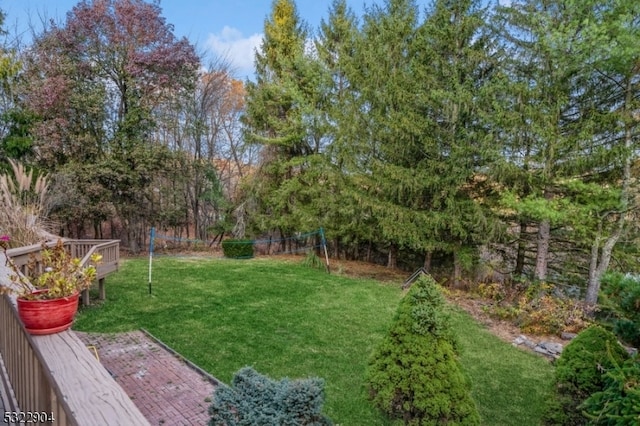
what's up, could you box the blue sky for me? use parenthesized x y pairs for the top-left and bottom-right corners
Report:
(2, 0), (503, 80)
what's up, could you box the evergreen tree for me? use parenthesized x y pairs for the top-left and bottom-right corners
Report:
(366, 275), (480, 424)
(577, 0), (640, 304)
(314, 0), (372, 257)
(243, 0), (329, 242)
(490, 0), (593, 281)
(415, 0), (500, 282)
(543, 325), (629, 425)
(334, 0), (498, 273)
(490, 0), (640, 295)
(337, 0), (432, 267)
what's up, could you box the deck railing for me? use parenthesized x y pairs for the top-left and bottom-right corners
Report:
(0, 294), (73, 424)
(0, 294), (149, 425)
(4, 239), (120, 306)
(0, 240), (149, 425)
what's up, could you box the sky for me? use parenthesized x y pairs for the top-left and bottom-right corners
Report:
(1, 0), (503, 80)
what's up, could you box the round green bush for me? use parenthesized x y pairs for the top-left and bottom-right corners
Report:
(543, 325), (629, 425)
(221, 239), (255, 259)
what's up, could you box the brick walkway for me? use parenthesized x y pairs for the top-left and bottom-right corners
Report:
(75, 330), (217, 426)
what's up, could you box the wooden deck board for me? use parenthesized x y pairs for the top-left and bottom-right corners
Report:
(33, 331), (150, 426)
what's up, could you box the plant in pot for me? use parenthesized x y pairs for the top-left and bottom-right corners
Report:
(0, 235), (102, 335)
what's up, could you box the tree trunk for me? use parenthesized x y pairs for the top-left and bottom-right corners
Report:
(453, 251), (462, 289)
(423, 251), (432, 272)
(586, 79), (634, 305)
(534, 219), (550, 281)
(515, 222), (527, 276)
(586, 220), (623, 305)
(387, 244), (398, 268)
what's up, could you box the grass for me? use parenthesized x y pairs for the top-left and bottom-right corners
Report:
(450, 307), (554, 424)
(74, 256), (554, 425)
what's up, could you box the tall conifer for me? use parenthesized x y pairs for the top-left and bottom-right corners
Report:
(243, 0), (327, 240)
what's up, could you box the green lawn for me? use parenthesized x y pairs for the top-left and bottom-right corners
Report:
(74, 256), (553, 425)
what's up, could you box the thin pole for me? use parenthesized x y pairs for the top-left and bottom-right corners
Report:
(320, 227), (330, 273)
(148, 227), (155, 295)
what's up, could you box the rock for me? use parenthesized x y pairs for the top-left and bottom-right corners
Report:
(538, 341), (563, 355)
(512, 335), (537, 349)
(512, 335), (564, 359)
(534, 346), (552, 356)
(513, 335), (527, 345)
(561, 332), (577, 341)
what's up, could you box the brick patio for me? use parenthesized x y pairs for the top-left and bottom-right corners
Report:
(75, 330), (217, 426)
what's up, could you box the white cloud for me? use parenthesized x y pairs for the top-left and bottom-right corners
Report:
(205, 26), (263, 79)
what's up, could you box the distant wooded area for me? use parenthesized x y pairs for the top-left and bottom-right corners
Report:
(1, 0), (639, 303)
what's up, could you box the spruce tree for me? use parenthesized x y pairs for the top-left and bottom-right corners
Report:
(489, 0), (640, 294)
(366, 275), (480, 425)
(414, 0), (500, 283)
(242, 0), (329, 241)
(333, 0), (436, 266)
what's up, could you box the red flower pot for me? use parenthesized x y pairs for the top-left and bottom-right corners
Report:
(17, 292), (80, 335)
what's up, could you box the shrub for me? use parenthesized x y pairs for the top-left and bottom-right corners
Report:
(302, 251), (325, 271)
(580, 356), (640, 425)
(598, 273), (640, 347)
(519, 293), (591, 335)
(479, 280), (591, 336)
(476, 282), (506, 302)
(221, 239), (254, 259)
(366, 274), (480, 425)
(208, 367), (332, 426)
(0, 160), (52, 247)
(543, 325), (629, 425)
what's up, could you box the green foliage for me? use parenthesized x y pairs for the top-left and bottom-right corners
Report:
(302, 251), (325, 270)
(580, 356), (640, 425)
(221, 239), (255, 259)
(598, 273), (640, 347)
(208, 367), (333, 426)
(1, 109), (36, 162)
(543, 325), (630, 425)
(366, 275), (480, 425)
(242, 0), (328, 236)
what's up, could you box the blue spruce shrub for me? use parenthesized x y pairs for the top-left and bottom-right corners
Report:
(208, 367), (332, 426)
(365, 274), (480, 425)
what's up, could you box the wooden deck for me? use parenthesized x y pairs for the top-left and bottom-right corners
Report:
(0, 239), (149, 425)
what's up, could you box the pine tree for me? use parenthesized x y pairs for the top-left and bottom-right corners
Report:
(490, 0), (594, 281)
